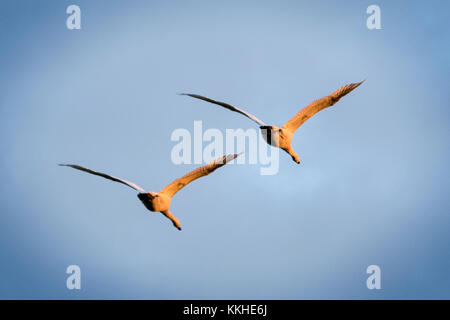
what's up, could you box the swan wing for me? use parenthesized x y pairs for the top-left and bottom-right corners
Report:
(282, 80), (365, 132)
(160, 153), (241, 198)
(181, 93), (266, 126)
(59, 164), (146, 193)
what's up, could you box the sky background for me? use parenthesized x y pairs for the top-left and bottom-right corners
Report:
(0, 0), (449, 299)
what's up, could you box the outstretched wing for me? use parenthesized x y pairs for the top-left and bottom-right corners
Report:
(181, 93), (267, 126)
(59, 164), (146, 193)
(160, 153), (241, 198)
(282, 80), (365, 133)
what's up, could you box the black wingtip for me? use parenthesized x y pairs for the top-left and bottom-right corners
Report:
(235, 152), (244, 160)
(227, 152), (242, 162)
(356, 79), (366, 86)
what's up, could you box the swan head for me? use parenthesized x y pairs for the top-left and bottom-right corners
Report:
(259, 125), (280, 147)
(138, 192), (171, 212)
(137, 192), (159, 211)
(260, 125), (279, 132)
(138, 192), (158, 200)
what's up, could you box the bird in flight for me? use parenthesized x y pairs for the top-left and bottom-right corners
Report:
(59, 153), (241, 230)
(182, 80), (364, 164)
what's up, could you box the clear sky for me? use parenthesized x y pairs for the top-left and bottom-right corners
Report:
(0, 0), (449, 299)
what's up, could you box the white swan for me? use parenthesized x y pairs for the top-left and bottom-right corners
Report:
(59, 153), (241, 230)
(182, 80), (364, 164)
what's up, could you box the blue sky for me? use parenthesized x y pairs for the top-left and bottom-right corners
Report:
(0, 0), (449, 299)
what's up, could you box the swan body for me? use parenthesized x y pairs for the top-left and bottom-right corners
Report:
(182, 80), (364, 164)
(60, 153), (241, 230)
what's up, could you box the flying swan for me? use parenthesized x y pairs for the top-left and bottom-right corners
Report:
(59, 153), (241, 230)
(182, 80), (364, 164)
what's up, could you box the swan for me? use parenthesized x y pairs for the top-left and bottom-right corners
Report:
(182, 80), (364, 164)
(59, 153), (241, 230)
